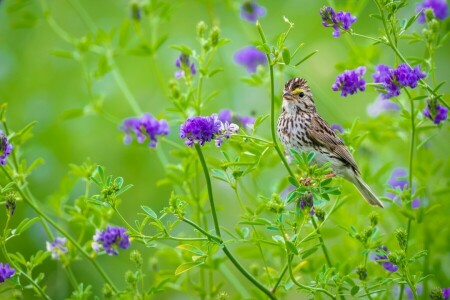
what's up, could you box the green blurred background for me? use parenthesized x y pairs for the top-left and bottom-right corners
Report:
(0, 0), (449, 298)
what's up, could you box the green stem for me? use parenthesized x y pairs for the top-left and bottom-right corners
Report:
(256, 21), (295, 179)
(192, 145), (276, 299)
(109, 55), (142, 116)
(194, 144), (221, 237)
(311, 218), (332, 268)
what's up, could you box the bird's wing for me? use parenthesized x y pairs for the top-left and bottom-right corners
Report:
(307, 115), (360, 174)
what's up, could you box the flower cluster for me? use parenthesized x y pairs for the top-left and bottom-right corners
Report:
(175, 53), (197, 79)
(46, 237), (68, 260)
(120, 113), (169, 148)
(332, 67), (366, 97)
(417, 0), (448, 23)
(299, 193), (315, 216)
(320, 6), (357, 37)
(180, 114), (239, 147)
(218, 109), (255, 130)
(374, 246), (398, 272)
(0, 262), (15, 282)
(0, 132), (13, 166)
(387, 168), (420, 208)
(234, 46), (267, 73)
(373, 64), (426, 99)
(240, 1), (266, 23)
(92, 226), (131, 256)
(423, 101), (448, 125)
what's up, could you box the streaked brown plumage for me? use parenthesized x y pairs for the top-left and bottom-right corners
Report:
(277, 78), (383, 207)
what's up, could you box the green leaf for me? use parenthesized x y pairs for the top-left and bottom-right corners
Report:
(252, 114), (270, 132)
(9, 121), (37, 145)
(51, 50), (73, 59)
(97, 166), (105, 182)
(294, 50), (318, 66)
(114, 177), (124, 188)
(176, 244), (205, 256)
(301, 246), (319, 259)
(282, 47), (291, 65)
(404, 10), (422, 31)
(116, 184), (133, 196)
(12, 217), (39, 236)
(175, 261), (204, 276)
(141, 206), (158, 219)
(288, 176), (299, 187)
(61, 108), (84, 120)
(307, 152), (315, 164)
(207, 68), (224, 78)
(350, 286), (360, 296)
(256, 43), (271, 54)
(285, 240), (298, 255)
(170, 45), (193, 55)
(152, 34), (168, 52)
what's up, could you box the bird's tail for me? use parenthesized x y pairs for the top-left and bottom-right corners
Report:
(351, 174), (384, 208)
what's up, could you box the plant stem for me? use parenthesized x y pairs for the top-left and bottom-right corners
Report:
(109, 55), (142, 116)
(193, 145), (276, 299)
(256, 21), (295, 178)
(311, 218), (333, 268)
(194, 144), (221, 237)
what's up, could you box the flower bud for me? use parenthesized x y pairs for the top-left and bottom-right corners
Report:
(125, 270), (137, 287)
(266, 194), (284, 214)
(210, 26), (220, 47)
(315, 207), (325, 222)
(5, 192), (17, 216)
(102, 284), (113, 299)
(196, 21), (208, 38)
(130, 250), (143, 268)
(356, 265), (367, 281)
(430, 288), (445, 300)
(395, 228), (407, 250)
(369, 211), (378, 227)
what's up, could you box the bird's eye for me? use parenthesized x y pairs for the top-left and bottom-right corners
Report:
(299, 92), (305, 98)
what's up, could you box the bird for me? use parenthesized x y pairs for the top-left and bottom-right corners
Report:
(277, 77), (383, 207)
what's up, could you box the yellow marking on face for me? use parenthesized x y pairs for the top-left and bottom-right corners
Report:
(291, 88), (303, 95)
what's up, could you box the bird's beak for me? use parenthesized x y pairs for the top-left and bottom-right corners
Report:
(283, 92), (293, 100)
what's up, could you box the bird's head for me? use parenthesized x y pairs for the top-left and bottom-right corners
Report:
(282, 78), (316, 113)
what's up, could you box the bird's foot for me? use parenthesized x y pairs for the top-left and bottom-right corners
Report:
(324, 172), (336, 179)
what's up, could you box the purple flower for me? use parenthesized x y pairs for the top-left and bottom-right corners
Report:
(374, 246), (398, 272)
(180, 114), (239, 147)
(175, 53), (196, 78)
(0, 132), (13, 166)
(238, 115), (255, 129)
(332, 67), (366, 96)
(46, 237), (68, 260)
(299, 193), (315, 216)
(218, 109), (232, 123)
(330, 124), (344, 133)
(387, 168), (421, 208)
(0, 262), (15, 282)
(417, 0), (448, 23)
(443, 287), (450, 299)
(373, 64), (426, 99)
(120, 113), (169, 148)
(367, 98), (400, 117)
(423, 101), (448, 125)
(320, 6), (357, 37)
(92, 226), (130, 256)
(234, 46), (267, 73)
(240, 1), (266, 22)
